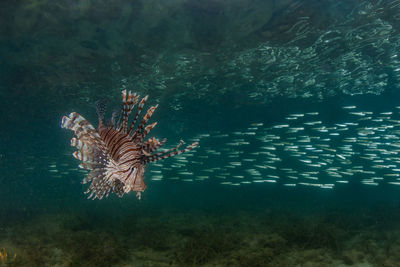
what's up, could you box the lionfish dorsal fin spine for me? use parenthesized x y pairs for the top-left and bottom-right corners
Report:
(116, 89), (127, 131)
(143, 122), (157, 140)
(128, 95), (148, 135)
(120, 91), (139, 133)
(132, 104), (158, 142)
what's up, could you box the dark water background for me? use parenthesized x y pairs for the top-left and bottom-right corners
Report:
(2, 0), (400, 266)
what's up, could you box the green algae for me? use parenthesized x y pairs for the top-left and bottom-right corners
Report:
(1, 206), (400, 266)
(173, 228), (241, 265)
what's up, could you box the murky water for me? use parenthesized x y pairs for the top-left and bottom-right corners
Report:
(2, 1), (400, 266)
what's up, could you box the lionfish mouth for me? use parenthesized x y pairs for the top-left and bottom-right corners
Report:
(61, 90), (199, 200)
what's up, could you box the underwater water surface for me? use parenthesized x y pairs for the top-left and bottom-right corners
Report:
(2, 0), (400, 266)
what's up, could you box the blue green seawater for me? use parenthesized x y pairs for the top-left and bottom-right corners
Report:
(2, 0), (400, 266)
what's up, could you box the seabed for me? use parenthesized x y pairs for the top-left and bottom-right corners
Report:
(1, 201), (400, 267)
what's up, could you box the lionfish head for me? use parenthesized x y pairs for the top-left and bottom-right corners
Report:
(122, 164), (146, 194)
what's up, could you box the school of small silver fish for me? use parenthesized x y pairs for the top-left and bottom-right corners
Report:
(32, 104), (400, 190)
(134, 0), (400, 112)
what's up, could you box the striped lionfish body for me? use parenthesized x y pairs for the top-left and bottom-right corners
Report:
(61, 90), (198, 200)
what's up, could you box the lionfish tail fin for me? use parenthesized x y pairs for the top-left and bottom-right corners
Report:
(145, 141), (199, 163)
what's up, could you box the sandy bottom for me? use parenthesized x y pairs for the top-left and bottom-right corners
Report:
(0, 206), (400, 267)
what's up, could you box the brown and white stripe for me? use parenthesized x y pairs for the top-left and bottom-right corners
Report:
(61, 90), (199, 200)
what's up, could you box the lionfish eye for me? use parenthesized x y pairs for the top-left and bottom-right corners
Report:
(128, 166), (135, 176)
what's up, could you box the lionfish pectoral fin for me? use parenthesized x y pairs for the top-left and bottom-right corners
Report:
(142, 149), (151, 156)
(150, 138), (167, 153)
(145, 142), (199, 163)
(61, 112), (114, 200)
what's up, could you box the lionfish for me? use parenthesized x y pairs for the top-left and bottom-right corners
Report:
(61, 90), (198, 200)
